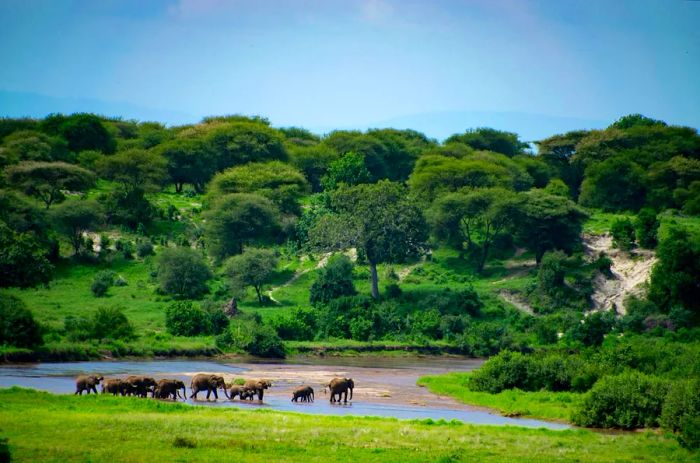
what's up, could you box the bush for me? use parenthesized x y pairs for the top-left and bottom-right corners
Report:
(660, 379), (700, 446)
(573, 372), (669, 429)
(136, 240), (154, 258)
(309, 254), (356, 306)
(468, 351), (532, 393)
(114, 276), (128, 287)
(0, 436), (10, 463)
(611, 218), (635, 250)
(157, 247), (212, 299)
(271, 307), (318, 341)
(349, 316), (373, 341)
(91, 307), (134, 340)
(385, 283), (402, 299)
(246, 324), (285, 358)
(0, 294), (43, 348)
(538, 250), (567, 293)
(90, 270), (115, 297)
(566, 311), (616, 347)
(165, 301), (212, 337)
(635, 208), (658, 249)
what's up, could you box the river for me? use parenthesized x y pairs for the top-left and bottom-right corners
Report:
(0, 356), (568, 430)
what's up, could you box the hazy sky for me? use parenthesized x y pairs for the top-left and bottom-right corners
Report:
(1, 0), (699, 135)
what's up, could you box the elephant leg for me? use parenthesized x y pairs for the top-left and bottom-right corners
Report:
(206, 389), (211, 400)
(258, 390), (264, 401)
(343, 391), (348, 403)
(190, 388), (198, 399)
(213, 389), (218, 400)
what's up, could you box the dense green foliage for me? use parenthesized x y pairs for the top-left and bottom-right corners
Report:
(224, 247), (278, 304)
(157, 247), (212, 299)
(165, 301), (228, 337)
(0, 294), (43, 348)
(309, 254), (356, 306)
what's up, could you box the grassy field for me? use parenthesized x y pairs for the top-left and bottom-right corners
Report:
(0, 388), (695, 463)
(417, 373), (582, 422)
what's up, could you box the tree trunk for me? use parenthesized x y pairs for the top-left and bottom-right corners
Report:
(255, 285), (263, 305)
(369, 261), (379, 299)
(477, 241), (490, 273)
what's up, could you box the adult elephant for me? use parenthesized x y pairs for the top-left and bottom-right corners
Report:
(243, 379), (272, 401)
(154, 379), (186, 400)
(75, 375), (103, 395)
(101, 378), (130, 396)
(125, 376), (158, 398)
(326, 377), (354, 403)
(190, 374), (228, 400)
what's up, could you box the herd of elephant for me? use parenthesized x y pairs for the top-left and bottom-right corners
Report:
(75, 374), (355, 403)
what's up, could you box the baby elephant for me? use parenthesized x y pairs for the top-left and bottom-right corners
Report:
(101, 378), (130, 396)
(243, 379), (272, 401)
(291, 386), (314, 403)
(154, 379), (186, 400)
(227, 385), (254, 401)
(75, 375), (103, 395)
(125, 376), (158, 398)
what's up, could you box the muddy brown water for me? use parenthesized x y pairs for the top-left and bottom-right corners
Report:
(0, 357), (568, 429)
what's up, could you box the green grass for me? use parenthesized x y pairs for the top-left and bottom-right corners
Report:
(0, 388), (695, 463)
(417, 373), (582, 422)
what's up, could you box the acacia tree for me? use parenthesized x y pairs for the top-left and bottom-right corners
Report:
(203, 193), (282, 260)
(310, 181), (428, 299)
(157, 247), (213, 299)
(6, 161), (95, 208)
(157, 138), (216, 192)
(51, 200), (104, 255)
(225, 248), (278, 304)
(429, 188), (518, 272)
(513, 190), (587, 264)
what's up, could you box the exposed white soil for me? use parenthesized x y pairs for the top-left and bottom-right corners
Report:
(583, 234), (656, 314)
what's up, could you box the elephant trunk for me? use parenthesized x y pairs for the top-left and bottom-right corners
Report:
(349, 386), (353, 401)
(222, 384), (230, 400)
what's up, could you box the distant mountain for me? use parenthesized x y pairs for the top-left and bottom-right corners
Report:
(360, 110), (609, 142)
(0, 90), (197, 126)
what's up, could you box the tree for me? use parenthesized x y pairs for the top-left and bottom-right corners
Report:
(0, 130), (69, 165)
(320, 151), (371, 190)
(579, 157), (646, 211)
(288, 144), (338, 192)
(609, 114), (667, 130)
(0, 221), (53, 288)
(5, 161), (95, 208)
(445, 128), (528, 157)
(157, 247), (212, 299)
(203, 120), (288, 171)
(96, 149), (167, 194)
(225, 248), (278, 304)
(50, 200), (103, 255)
(513, 190), (587, 264)
(157, 138), (216, 192)
(309, 254), (357, 306)
(0, 294), (43, 348)
(535, 130), (589, 198)
(207, 161), (309, 215)
(55, 113), (116, 154)
(648, 226), (700, 320)
(165, 301), (212, 336)
(409, 153), (532, 202)
(203, 193), (282, 259)
(311, 181), (428, 299)
(429, 188), (518, 271)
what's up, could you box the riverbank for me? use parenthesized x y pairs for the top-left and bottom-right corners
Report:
(418, 372), (581, 422)
(0, 388), (694, 463)
(0, 340), (471, 363)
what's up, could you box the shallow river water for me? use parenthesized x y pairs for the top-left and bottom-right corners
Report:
(0, 357), (568, 430)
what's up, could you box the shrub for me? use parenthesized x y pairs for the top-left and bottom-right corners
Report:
(538, 250), (567, 293)
(136, 240), (154, 258)
(566, 311), (616, 347)
(157, 247), (212, 299)
(611, 218), (635, 251)
(468, 351), (532, 393)
(165, 301), (212, 336)
(90, 270), (115, 297)
(385, 283), (402, 299)
(349, 316), (373, 341)
(172, 436), (196, 449)
(0, 294), (43, 348)
(246, 324), (285, 358)
(271, 307), (318, 341)
(416, 287), (482, 316)
(309, 254), (356, 306)
(635, 208), (658, 249)
(114, 276), (128, 287)
(660, 379), (700, 444)
(91, 307), (134, 340)
(573, 372), (669, 429)
(0, 436), (10, 463)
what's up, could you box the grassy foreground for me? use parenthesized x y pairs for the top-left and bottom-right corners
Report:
(0, 388), (695, 462)
(417, 373), (582, 422)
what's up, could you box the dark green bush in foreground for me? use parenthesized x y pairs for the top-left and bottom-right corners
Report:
(573, 372), (669, 429)
(0, 436), (10, 463)
(0, 294), (43, 348)
(661, 379), (700, 449)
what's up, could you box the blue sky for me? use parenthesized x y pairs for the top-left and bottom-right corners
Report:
(1, 0), (699, 139)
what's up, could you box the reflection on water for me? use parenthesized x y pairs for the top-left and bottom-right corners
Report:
(0, 358), (568, 430)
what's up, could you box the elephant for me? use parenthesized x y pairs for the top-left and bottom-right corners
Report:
(75, 375), (103, 395)
(154, 379), (186, 400)
(291, 386), (314, 403)
(243, 379), (272, 401)
(101, 378), (130, 396)
(326, 377), (354, 403)
(125, 376), (158, 398)
(227, 385), (254, 401)
(190, 374), (228, 400)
